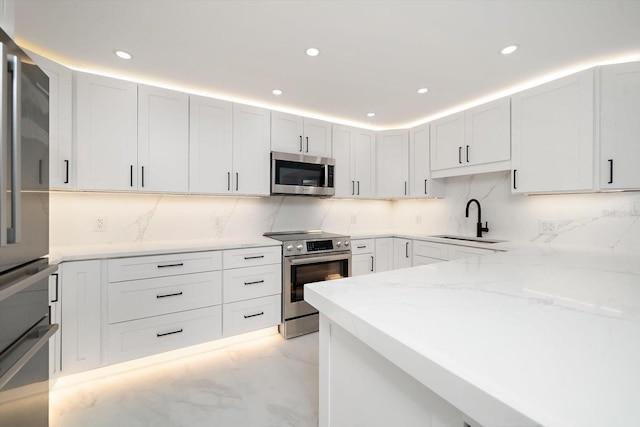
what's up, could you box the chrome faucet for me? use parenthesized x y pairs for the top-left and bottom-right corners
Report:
(465, 199), (489, 238)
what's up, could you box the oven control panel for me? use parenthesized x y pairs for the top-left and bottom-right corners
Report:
(283, 237), (351, 255)
(307, 240), (333, 252)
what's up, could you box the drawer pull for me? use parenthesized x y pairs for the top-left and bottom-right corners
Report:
(244, 255), (265, 260)
(157, 263), (184, 269)
(244, 280), (265, 286)
(156, 291), (183, 299)
(356, 245), (366, 249)
(157, 328), (183, 337)
(244, 312), (264, 319)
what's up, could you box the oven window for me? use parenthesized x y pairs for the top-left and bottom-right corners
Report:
(275, 160), (326, 187)
(291, 259), (348, 303)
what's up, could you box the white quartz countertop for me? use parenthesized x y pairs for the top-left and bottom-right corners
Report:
(49, 236), (281, 263)
(305, 246), (640, 426)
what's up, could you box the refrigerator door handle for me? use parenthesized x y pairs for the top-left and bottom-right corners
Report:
(8, 53), (21, 244)
(0, 43), (7, 247)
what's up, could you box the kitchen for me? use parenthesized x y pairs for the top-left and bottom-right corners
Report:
(0, 1), (639, 426)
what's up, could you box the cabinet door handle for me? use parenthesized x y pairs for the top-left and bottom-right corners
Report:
(235, 173), (239, 191)
(299, 135), (303, 152)
(156, 291), (183, 299)
(64, 160), (70, 184)
(424, 179), (428, 195)
(157, 328), (183, 337)
(51, 273), (59, 303)
(244, 279), (265, 286)
(466, 145), (470, 163)
(370, 255), (374, 272)
(38, 159), (43, 184)
(306, 136), (309, 153)
(351, 180), (355, 195)
(405, 242), (409, 258)
(357, 181), (360, 195)
(244, 255), (265, 260)
(404, 181), (407, 195)
(608, 159), (613, 184)
(141, 166), (145, 187)
(130, 165), (134, 187)
(244, 312), (264, 319)
(157, 262), (184, 269)
(458, 146), (462, 164)
(513, 169), (517, 190)
(227, 172), (231, 191)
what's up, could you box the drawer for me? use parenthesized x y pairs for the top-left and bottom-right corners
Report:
(223, 264), (281, 304)
(351, 239), (374, 255)
(108, 251), (222, 282)
(107, 305), (222, 365)
(222, 295), (281, 337)
(223, 246), (281, 269)
(413, 240), (449, 260)
(108, 271), (222, 324)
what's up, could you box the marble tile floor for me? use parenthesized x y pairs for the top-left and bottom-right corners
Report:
(50, 332), (319, 427)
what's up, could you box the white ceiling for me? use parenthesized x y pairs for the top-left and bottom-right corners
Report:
(14, 0), (640, 130)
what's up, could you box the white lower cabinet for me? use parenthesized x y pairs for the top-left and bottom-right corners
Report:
(374, 238), (394, 273)
(60, 260), (102, 375)
(393, 238), (412, 269)
(222, 264), (281, 304)
(107, 306), (222, 364)
(222, 295), (281, 337)
(413, 239), (495, 265)
(351, 239), (375, 276)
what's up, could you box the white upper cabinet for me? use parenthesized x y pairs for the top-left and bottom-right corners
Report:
(189, 95), (233, 194)
(332, 125), (376, 198)
(431, 98), (510, 178)
(511, 69), (595, 194)
(599, 62), (640, 190)
(28, 51), (73, 190)
(232, 104), (271, 196)
(409, 124), (444, 198)
(376, 130), (409, 198)
(271, 111), (332, 157)
(138, 85), (189, 193)
(75, 72), (138, 191)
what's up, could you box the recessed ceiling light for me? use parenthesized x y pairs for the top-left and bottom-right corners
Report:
(115, 50), (132, 60)
(501, 45), (518, 55)
(367, 112), (376, 117)
(417, 87), (429, 94)
(306, 48), (320, 57)
(272, 89), (283, 95)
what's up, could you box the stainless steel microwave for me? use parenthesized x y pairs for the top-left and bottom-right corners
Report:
(271, 152), (335, 196)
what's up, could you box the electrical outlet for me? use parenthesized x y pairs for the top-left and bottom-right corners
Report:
(415, 215), (422, 225)
(539, 219), (560, 235)
(350, 215), (357, 225)
(94, 217), (107, 232)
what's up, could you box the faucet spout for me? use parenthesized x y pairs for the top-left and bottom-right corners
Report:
(465, 199), (489, 238)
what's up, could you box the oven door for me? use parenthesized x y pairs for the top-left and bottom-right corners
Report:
(283, 252), (351, 319)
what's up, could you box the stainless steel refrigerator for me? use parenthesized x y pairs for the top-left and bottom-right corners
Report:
(0, 27), (58, 426)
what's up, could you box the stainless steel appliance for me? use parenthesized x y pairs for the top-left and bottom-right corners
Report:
(264, 231), (351, 339)
(0, 27), (57, 426)
(271, 151), (335, 197)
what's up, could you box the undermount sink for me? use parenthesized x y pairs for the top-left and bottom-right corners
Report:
(429, 234), (505, 244)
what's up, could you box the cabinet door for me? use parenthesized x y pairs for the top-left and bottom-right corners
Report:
(512, 69), (595, 193)
(600, 62), (640, 190)
(60, 260), (102, 375)
(75, 72), (138, 191)
(393, 238), (412, 269)
(28, 51), (73, 189)
(377, 131), (409, 198)
(332, 125), (354, 197)
(138, 85), (189, 193)
(189, 95), (233, 194)
(374, 238), (394, 273)
(410, 124), (444, 198)
(352, 253), (375, 276)
(232, 104), (271, 195)
(353, 130), (376, 198)
(430, 112), (464, 171)
(271, 111), (304, 154)
(303, 118), (332, 157)
(465, 97), (510, 165)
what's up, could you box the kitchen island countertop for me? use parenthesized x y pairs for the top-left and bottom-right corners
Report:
(305, 245), (640, 426)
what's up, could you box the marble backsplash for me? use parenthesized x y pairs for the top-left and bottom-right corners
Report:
(50, 172), (640, 252)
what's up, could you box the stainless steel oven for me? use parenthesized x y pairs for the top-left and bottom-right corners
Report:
(265, 231), (351, 339)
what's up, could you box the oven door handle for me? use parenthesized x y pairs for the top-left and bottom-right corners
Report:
(288, 253), (351, 265)
(0, 323), (59, 390)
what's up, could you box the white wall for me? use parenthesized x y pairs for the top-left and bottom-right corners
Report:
(392, 171), (640, 252)
(51, 172), (640, 252)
